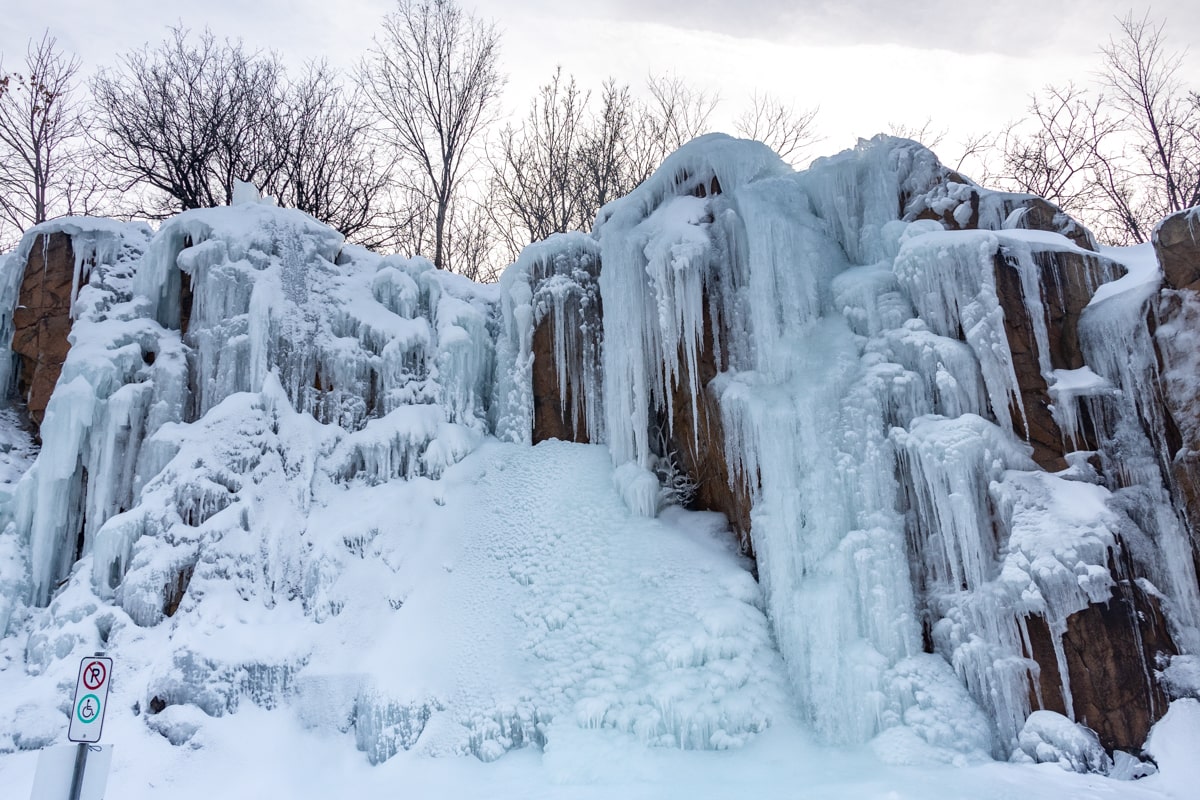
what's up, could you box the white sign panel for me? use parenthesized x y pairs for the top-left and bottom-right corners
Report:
(29, 744), (113, 800)
(68, 657), (112, 743)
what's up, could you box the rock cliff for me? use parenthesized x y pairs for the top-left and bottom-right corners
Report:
(11, 232), (77, 431)
(2, 138), (1199, 771)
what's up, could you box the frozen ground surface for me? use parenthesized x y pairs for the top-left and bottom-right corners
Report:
(1, 440), (1198, 799)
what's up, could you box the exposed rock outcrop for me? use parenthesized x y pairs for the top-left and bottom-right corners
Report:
(1024, 558), (1175, 752)
(911, 179), (1097, 252)
(994, 246), (1121, 470)
(515, 236), (602, 445)
(532, 316), (589, 443)
(665, 301), (754, 555)
(10, 232), (76, 430)
(1155, 209), (1200, 292)
(1152, 207), (1200, 576)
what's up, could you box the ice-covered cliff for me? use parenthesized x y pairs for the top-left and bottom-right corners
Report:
(500, 134), (1200, 762)
(0, 135), (1198, 785)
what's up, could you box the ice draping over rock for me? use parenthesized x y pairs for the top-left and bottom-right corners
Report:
(3, 206), (497, 619)
(0, 133), (1197, 774)
(494, 232), (603, 445)
(582, 133), (1199, 755)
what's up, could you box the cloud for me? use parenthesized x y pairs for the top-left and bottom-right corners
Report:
(544, 0), (1200, 57)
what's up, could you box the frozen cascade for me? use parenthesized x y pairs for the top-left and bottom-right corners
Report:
(1077, 267), (1200, 653)
(90, 209), (498, 617)
(596, 135), (936, 746)
(589, 133), (1186, 756)
(898, 230), (1013, 437)
(595, 135), (794, 470)
(2, 206), (498, 620)
(0, 203), (510, 765)
(0, 134), (1196, 770)
(0, 220), (178, 607)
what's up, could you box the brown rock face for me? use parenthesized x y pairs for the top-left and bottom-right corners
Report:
(1151, 208), (1200, 580)
(528, 246), (603, 445)
(667, 301), (754, 556)
(1154, 209), (1200, 292)
(10, 232), (77, 430)
(1024, 560), (1175, 752)
(1013, 197), (1098, 252)
(1155, 289), (1200, 576)
(993, 247), (1122, 470)
(912, 182), (1097, 252)
(163, 563), (196, 618)
(179, 268), (195, 337)
(531, 315), (589, 443)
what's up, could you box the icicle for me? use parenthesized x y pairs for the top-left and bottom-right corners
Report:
(494, 233), (604, 444)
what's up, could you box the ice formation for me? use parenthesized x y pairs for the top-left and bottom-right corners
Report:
(0, 133), (1197, 775)
(494, 232), (603, 444)
(580, 133), (1199, 754)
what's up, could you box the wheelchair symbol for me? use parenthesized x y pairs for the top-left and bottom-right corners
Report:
(76, 694), (101, 724)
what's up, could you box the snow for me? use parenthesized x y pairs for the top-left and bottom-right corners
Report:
(1091, 243), (1161, 307)
(1142, 699), (1200, 799)
(1015, 710), (1112, 774)
(0, 134), (1197, 798)
(2, 437), (1197, 798)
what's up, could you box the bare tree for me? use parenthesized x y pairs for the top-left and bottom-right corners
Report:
(996, 86), (1112, 214)
(0, 31), (95, 239)
(1099, 11), (1200, 220)
(92, 27), (286, 216)
(991, 12), (1199, 244)
(734, 91), (819, 164)
(489, 70), (698, 261)
(92, 28), (392, 244)
(360, 0), (503, 271)
(644, 73), (718, 153)
(492, 71), (827, 265)
(490, 68), (591, 253)
(446, 194), (501, 282)
(578, 80), (638, 212)
(271, 62), (394, 245)
(888, 118), (948, 150)
(622, 73), (718, 184)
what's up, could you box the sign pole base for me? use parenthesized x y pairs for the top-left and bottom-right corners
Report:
(67, 743), (87, 800)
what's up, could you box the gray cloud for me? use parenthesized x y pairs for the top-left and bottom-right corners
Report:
(9, 1), (1199, 71)
(522, 0), (1200, 57)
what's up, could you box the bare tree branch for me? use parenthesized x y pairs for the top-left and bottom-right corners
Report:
(0, 31), (97, 238)
(735, 91), (819, 164)
(91, 27), (286, 216)
(359, 0), (503, 271)
(988, 12), (1199, 244)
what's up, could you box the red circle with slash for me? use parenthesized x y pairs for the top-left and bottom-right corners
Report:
(82, 660), (107, 690)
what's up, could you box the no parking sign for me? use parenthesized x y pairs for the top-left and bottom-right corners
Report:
(67, 657), (112, 743)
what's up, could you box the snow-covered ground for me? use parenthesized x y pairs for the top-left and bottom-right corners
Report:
(1, 439), (1197, 799)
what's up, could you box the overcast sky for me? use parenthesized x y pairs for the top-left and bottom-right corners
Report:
(3, 1), (1197, 171)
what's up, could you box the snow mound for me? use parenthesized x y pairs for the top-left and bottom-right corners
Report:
(1014, 710), (1111, 774)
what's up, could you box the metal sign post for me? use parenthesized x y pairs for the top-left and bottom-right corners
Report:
(66, 655), (111, 800)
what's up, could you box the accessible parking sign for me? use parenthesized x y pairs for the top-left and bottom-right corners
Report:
(68, 657), (112, 743)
